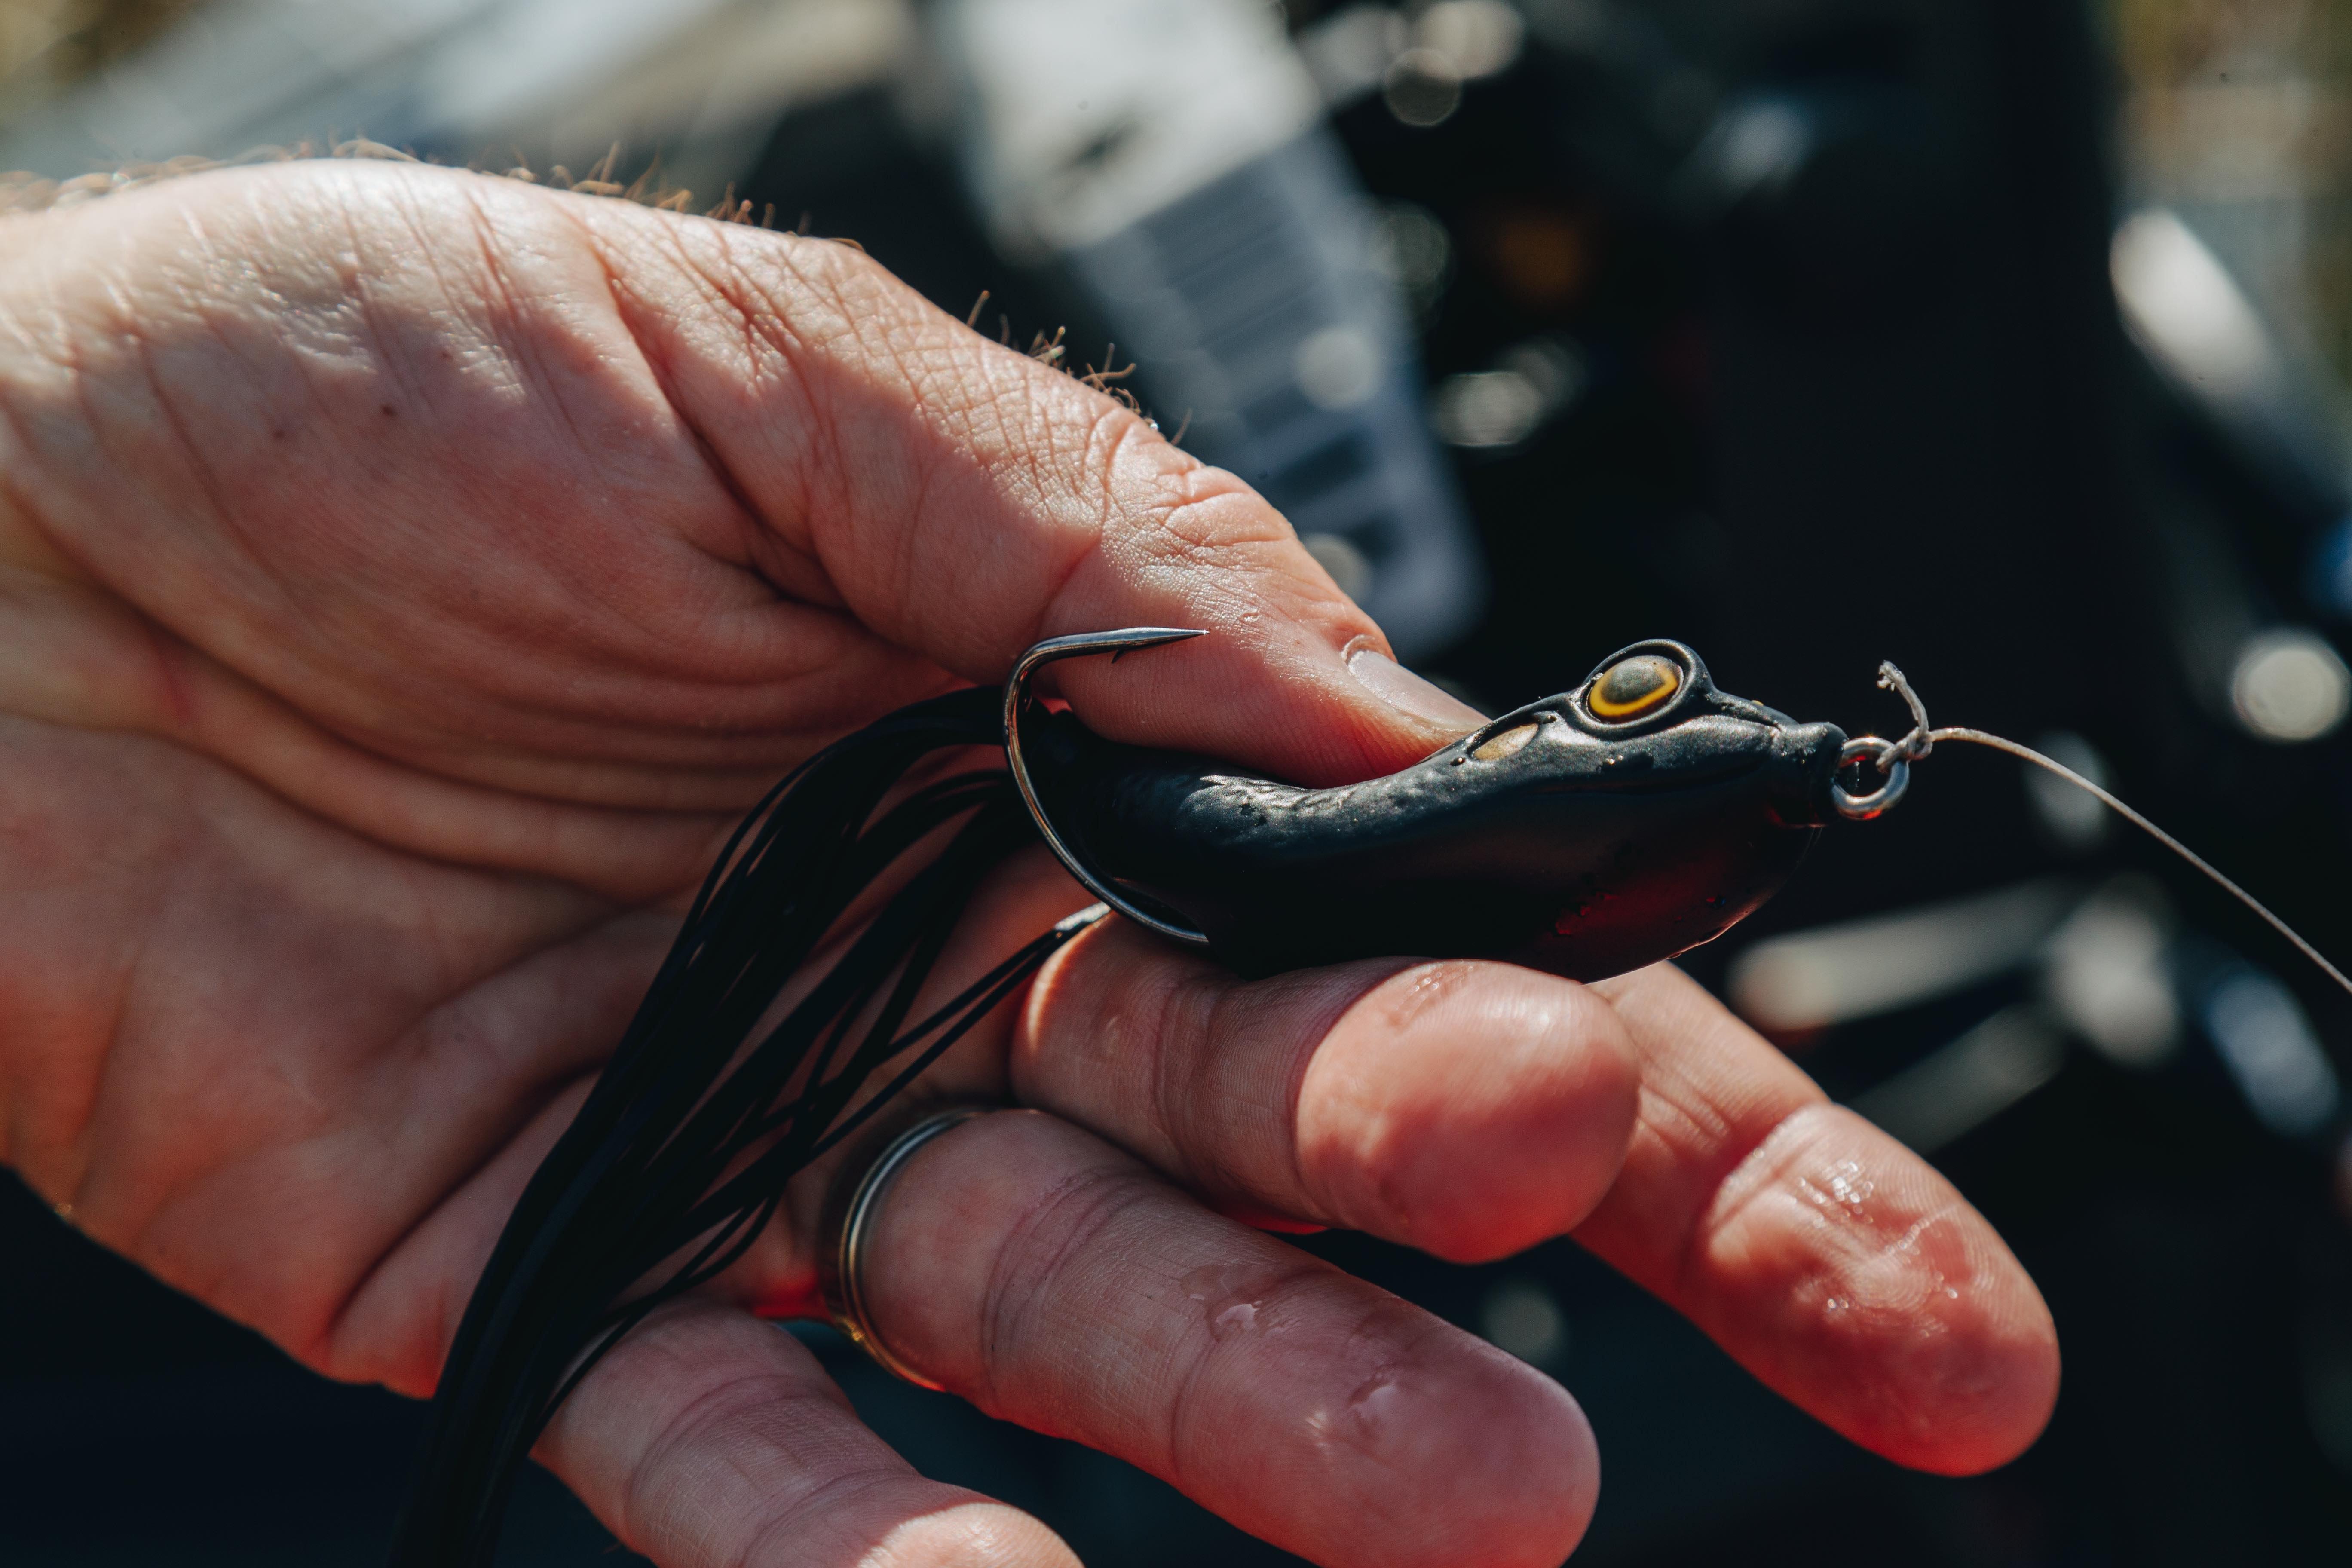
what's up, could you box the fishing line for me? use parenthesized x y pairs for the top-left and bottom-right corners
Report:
(1841, 661), (2352, 1002)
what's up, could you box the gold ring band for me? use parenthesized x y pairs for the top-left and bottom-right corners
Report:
(816, 1105), (993, 1389)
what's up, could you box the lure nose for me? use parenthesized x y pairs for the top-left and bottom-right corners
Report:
(1780, 720), (1850, 825)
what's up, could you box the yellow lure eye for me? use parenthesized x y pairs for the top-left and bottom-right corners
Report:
(1587, 655), (1681, 720)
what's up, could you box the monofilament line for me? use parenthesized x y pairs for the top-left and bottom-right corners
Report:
(1929, 726), (2352, 1003)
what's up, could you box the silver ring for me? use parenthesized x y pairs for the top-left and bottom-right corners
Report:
(1831, 736), (1910, 821)
(817, 1105), (994, 1388)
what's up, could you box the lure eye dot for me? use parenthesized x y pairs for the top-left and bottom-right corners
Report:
(1587, 655), (1681, 720)
(1471, 722), (1540, 760)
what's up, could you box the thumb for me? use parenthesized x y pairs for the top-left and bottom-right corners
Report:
(576, 193), (1484, 785)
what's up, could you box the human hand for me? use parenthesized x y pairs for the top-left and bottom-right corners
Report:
(0, 159), (2056, 1568)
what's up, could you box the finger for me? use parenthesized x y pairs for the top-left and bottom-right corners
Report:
(853, 1108), (1598, 1568)
(538, 1298), (1079, 1568)
(1574, 964), (2060, 1475)
(570, 178), (1485, 782)
(1010, 916), (1642, 1262)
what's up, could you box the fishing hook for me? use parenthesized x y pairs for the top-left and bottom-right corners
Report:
(1002, 626), (1216, 947)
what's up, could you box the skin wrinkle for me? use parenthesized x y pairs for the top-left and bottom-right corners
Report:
(125, 300), (250, 630)
(619, 1369), (818, 1557)
(1211, 968), (1373, 1217)
(663, 219), (788, 401)
(672, 215), (833, 438)
(84, 829), (216, 1260)
(731, 1467), (918, 1568)
(90, 785), (605, 1356)
(330, 1075), (607, 1393)
(991, 364), (1096, 530)
(1123, 491), (1264, 582)
(135, 600), (199, 731)
(1266, 976), (1374, 1222)
(329, 1072), (602, 1391)
(597, 182), (1373, 752)
(286, 184), (456, 693)
(270, 187), (696, 729)
(947, 345), (1044, 508)
(1163, 973), (1243, 1192)
(451, 185), (560, 429)
(974, 1160), (1164, 1413)
(1605, 1075), (1748, 1272)
(1105, 957), (1193, 1175)
(63, 862), (206, 1176)
(556, 196), (790, 603)
(395, 888), (599, 1079)
(597, 216), (919, 638)
(113, 211), (361, 704)
(1303, 972), (1449, 1241)
(1007, 479), (1101, 671)
(0, 743), (122, 1178)
(326, 169), (432, 416)
(861, 353), (1026, 655)
(740, 245), (1121, 667)
(880, 435), (946, 655)
(1680, 1100), (1831, 1301)
(1079, 400), (1158, 542)
(32, 595), (743, 886)
(651, 220), (842, 492)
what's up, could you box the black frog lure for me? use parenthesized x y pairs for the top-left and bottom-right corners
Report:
(1010, 629), (1844, 980)
(391, 629), (2346, 1565)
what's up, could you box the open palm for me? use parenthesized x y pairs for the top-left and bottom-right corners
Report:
(0, 160), (2057, 1568)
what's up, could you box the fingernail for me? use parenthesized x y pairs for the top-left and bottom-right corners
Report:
(1346, 646), (1488, 729)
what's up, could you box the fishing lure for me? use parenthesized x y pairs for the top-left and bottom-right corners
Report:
(390, 630), (2347, 1565)
(1007, 629), (1847, 979)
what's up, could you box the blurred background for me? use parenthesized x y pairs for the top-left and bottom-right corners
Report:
(3, 0), (2351, 1561)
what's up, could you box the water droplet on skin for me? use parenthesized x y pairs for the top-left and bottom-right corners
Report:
(1182, 1262), (1239, 1302)
(1180, 1263), (1274, 1336)
(1825, 1161), (1875, 1208)
(1800, 1158), (1877, 1222)
(1347, 1373), (1401, 1436)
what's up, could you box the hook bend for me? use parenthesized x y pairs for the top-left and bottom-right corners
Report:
(1002, 628), (1215, 946)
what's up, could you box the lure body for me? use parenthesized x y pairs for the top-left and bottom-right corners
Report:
(1026, 640), (1849, 979)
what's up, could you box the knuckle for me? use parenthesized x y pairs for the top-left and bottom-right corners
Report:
(974, 1156), (1158, 1401)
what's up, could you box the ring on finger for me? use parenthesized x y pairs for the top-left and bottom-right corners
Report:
(817, 1103), (995, 1389)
